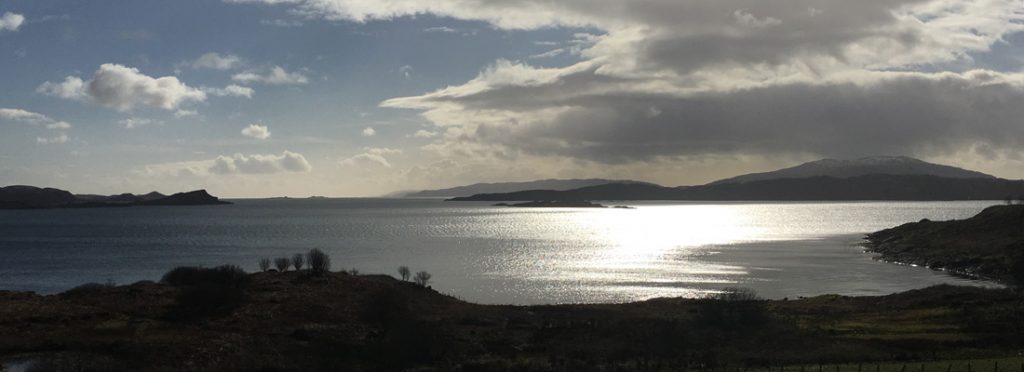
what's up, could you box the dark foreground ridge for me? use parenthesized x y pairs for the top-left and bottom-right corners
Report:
(1, 269), (1023, 371)
(866, 205), (1024, 284)
(0, 185), (230, 209)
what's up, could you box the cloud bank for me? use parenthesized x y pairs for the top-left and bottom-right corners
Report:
(144, 151), (313, 177)
(229, 0), (1024, 171)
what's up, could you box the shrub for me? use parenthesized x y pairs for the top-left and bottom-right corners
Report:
(275, 257), (291, 272)
(162, 265), (249, 288)
(307, 249), (331, 274)
(161, 265), (250, 320)
(712, 287), (762, 301)
(259, 257), (271, 272)
(348, 268), (360, 275)
(413, 271), (432, 286)
(292, 253), (305, 270)
(397, 266), (410, 281)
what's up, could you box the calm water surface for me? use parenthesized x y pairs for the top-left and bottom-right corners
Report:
(0, 199), (1000, 304)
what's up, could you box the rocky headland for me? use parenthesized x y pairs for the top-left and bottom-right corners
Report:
(866, 205), (1024, 284)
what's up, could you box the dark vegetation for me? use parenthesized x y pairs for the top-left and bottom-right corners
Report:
(450, 175), (1024, 202)
(866, 205), (1024, 284)
(307, 248), (331, 274)
(275, 257), (292, 271)
(2, 269), (1024, 371)
(161, 265), (250, 320)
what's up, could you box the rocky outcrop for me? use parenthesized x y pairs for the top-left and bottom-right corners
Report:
(866, 205), (1024, 284)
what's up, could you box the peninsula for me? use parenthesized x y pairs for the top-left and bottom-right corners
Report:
(0, 186), (230, 209)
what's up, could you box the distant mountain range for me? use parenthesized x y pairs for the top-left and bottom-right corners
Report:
(449, 157), (1024, 201)
(0, 186), (230, 209)
(711, 156), (995, 184)
(402, 178), (655, 197)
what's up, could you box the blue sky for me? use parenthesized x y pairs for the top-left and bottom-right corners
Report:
(2, 0), (1024, 196)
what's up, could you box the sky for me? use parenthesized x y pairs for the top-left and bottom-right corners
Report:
(1, 0), (1024, 197)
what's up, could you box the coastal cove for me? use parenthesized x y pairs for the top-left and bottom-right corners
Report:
(0, 199), (1001, 304)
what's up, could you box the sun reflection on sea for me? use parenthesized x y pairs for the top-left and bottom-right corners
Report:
(496, 204), (773, 302)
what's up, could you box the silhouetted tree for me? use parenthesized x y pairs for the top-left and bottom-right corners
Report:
(413, 271), (432, 286)
(397, 266), (410, 281)
(307, 249), (331, 275)
(274, 257), (291, 272)
(258, 258), (271, 272)
(292, 253), (305, 270)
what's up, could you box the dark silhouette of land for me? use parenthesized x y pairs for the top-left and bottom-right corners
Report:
(0, 186), (230, 209)
(447, 157), (1024, 201)
(450, 175), (1024, 201)
(494, 200), (607, 208)
(1, 270), (1022, 371)
(401, 178), (655, 198)
(711, 156), (995, 185)
(866, 205), (1024, 284)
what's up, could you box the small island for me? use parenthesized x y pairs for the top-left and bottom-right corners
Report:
(493, 200), (607, 208)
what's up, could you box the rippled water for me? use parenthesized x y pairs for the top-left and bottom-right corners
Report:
(0, 199), (1000, 304)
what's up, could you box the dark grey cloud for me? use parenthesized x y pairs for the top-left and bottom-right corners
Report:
(391, 69), (1024, 163)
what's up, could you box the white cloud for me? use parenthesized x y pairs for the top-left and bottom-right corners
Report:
(191, 52), (242, 70)
(37, 64), (206, 111)
(174, 109), (198, 118)
(202, 84), (255, 98)
(232, 66), (308, 85)
(0, 12), (25, 32)
(411, 129), (437, 138)
(733, 9), (782, 28)
(46, 121), (72, 130)
(0, 108), (49, 123)
(241, 123), (271, 139)
(339, 147), (402, 168)
(361, 127), (376, 136)
(36, 77), (86, 100)
(211, 151), (312, 174)
(261, 19), (305, 27)
(118, 117), (160, 129)
(144, 151), (312, 176)
(529, 48), (565, 59)
(423, 26), (457, 33)
(0, 108), (72, 130)
(36, 133), (69, 145)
